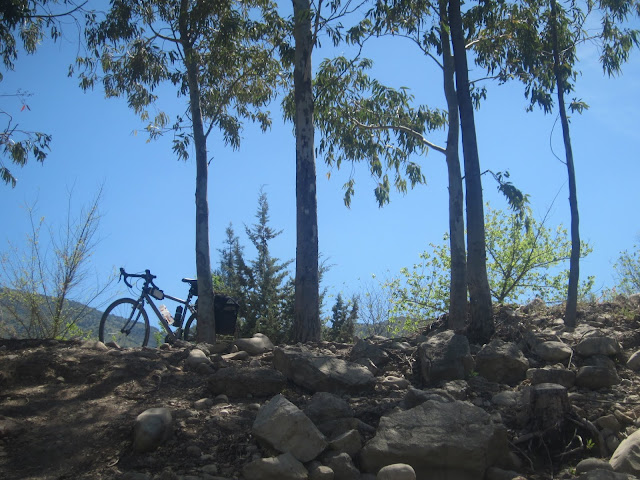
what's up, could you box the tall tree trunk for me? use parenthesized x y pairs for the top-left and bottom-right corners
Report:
(448, 0), (494, 344)
(550, 0), (579, 327)
(440, 0), (467, 332)
(292, 0), (320, 342)
(180, 0), (215, 343)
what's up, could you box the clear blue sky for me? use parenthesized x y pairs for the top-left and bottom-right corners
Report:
(1, 10), (639, 329)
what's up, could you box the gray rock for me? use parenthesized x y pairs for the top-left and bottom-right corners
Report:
(274, 346), (375, 394)
(235, 333), (275, 356)
(492, 391), (519, 407)
(185, 349), (211, 369)
(309, 465), (334, 480)
(626, 351), (640, 371)
(242, 452), (308, 480)
(304, 392), (354, 424)
(575, 336), (622, 357)
(475, 339), (529, 386)
(132, 407), (173, 453)
(578, 470), (637, 480)
(576, 458), (614, 474)
(208, 366), (286, 397)
(377, 463), (416, 480)
(328, 429), (362, 457)
(380, 375), (410, 389)
(323, 452), (360, 480)
(222, 350), (250, 361)
(350, 339), (390, 369)
(596, 415), (622, 433)
(403, 387), (455, 409)
(610, 428), (640, 475)
(526, 366), (576, 388)
(359, 400), (508, 479)
(535, 341), (572, 362)
(417, 331), (474, 385)
(575, 366), (620, 389)
(252, 394), (327, 462)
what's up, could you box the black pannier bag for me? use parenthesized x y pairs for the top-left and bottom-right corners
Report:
(214, 294), (240, 335)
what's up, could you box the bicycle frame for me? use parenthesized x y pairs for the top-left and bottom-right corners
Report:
(141, 289), (197, 342)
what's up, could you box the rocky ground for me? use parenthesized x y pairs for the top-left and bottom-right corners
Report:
(1, 297), (640, 480)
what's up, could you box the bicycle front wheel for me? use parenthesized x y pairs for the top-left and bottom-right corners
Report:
(184, 314), (198, 342)
(99, 298), (150, 348)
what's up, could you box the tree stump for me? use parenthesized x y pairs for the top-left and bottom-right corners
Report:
(529, 383), (571, 447)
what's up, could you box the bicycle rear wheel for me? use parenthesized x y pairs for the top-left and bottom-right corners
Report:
(184, 314), (198, 342)
(99, 298), (150, 347)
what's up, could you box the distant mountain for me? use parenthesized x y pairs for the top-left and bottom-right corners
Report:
(0, 288), (161, 347)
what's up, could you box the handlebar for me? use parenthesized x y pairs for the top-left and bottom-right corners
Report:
(119, 267), (157, 289)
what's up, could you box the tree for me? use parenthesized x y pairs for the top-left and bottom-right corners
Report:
(613, 246), (640, 296)
(291, 0), (320, 342)
(326, 293), (358, 343)
(473, 0), (639, 326)
(448, 0), (494, 343)
(77, 0), (285, 342)
(385, 206), (593, 334)
(0, 0), (86, 187)
(243, 189), (293, 342)
(0, 187), (111, 339)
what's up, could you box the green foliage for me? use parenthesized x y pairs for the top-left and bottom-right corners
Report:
(326, 293), (358, 343)
(384, 206), (595, 334)
(215, 190), (294, 344)
(613, 245), (640, 295)
(0, 188), (112, 339)
(76, 0), (287, 152)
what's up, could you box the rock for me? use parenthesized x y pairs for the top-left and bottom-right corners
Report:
(578, 470), (638, 480)
(235, 334), (275, 356)
(475, 339), (529, 386)
(522, 297), (545, 313)
(417, 331), (474, 385)
(577, 458), (614, 474)
(535, 341), (572, 362)
(328, 429), (362, 457)
(323, 452), (360, 480)
(575, 366), (620, 389)
(359, 400), (508, 479)
(80, 340), (109, 352)
(596, 415), (622, 433)
(252, 394), (327, 462)
(132, 407), (173, 452)
(380, 375), (410, 389)
(304, 392), (354, 424)
(526, 366), (576, 388)
(403, 387), (455, 409)
(222, 350), (250, 361)
(184, 349), (211, 369)
(274, 346), (375, 394)
(575, 336), (622, 357)
(349, 339), (390, 369)
(492, 391), (519, 408)
(208, 366), (286, 397)
(626, 351), (640, 371)
(309, 464), (334, 480)
(242, 452), (308, 480)
(376, 463), (416, 480)
(610, 428), (640, 475)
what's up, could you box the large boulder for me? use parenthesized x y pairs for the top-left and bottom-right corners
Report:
(252, 394), (327, 462)
(274, 346), (375, 394)
(235, 333), (275, 356)
(359, 400), (508, 480)
(575, 366), (620, 390)
(475, 339), (529, 386)
(610, 428), (640, 475)
(242, 452), (308, 480)
(575, 335), (622, 357)
(349, 339), (391, 370)
(535, 341), (573, 362)
(208, 366), (286, 397)
(132, 408), (173, 453)
(417, 331), (474, 385)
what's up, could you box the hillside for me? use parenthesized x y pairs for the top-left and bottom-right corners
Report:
(1, 297), (640, 479)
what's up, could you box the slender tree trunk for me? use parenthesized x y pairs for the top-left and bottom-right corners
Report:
(292, 0), (320, 342)
(440, 0), (467, 332)
(448, 0), (493, 344)
(180, 0), (215, 343)
(550, 0), (579, 327)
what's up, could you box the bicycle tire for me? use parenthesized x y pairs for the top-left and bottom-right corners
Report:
(99, 298), (150, 348)
(184, 314), (198, 342)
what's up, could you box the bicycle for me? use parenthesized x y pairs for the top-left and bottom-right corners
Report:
(99, 268), (199, 348)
